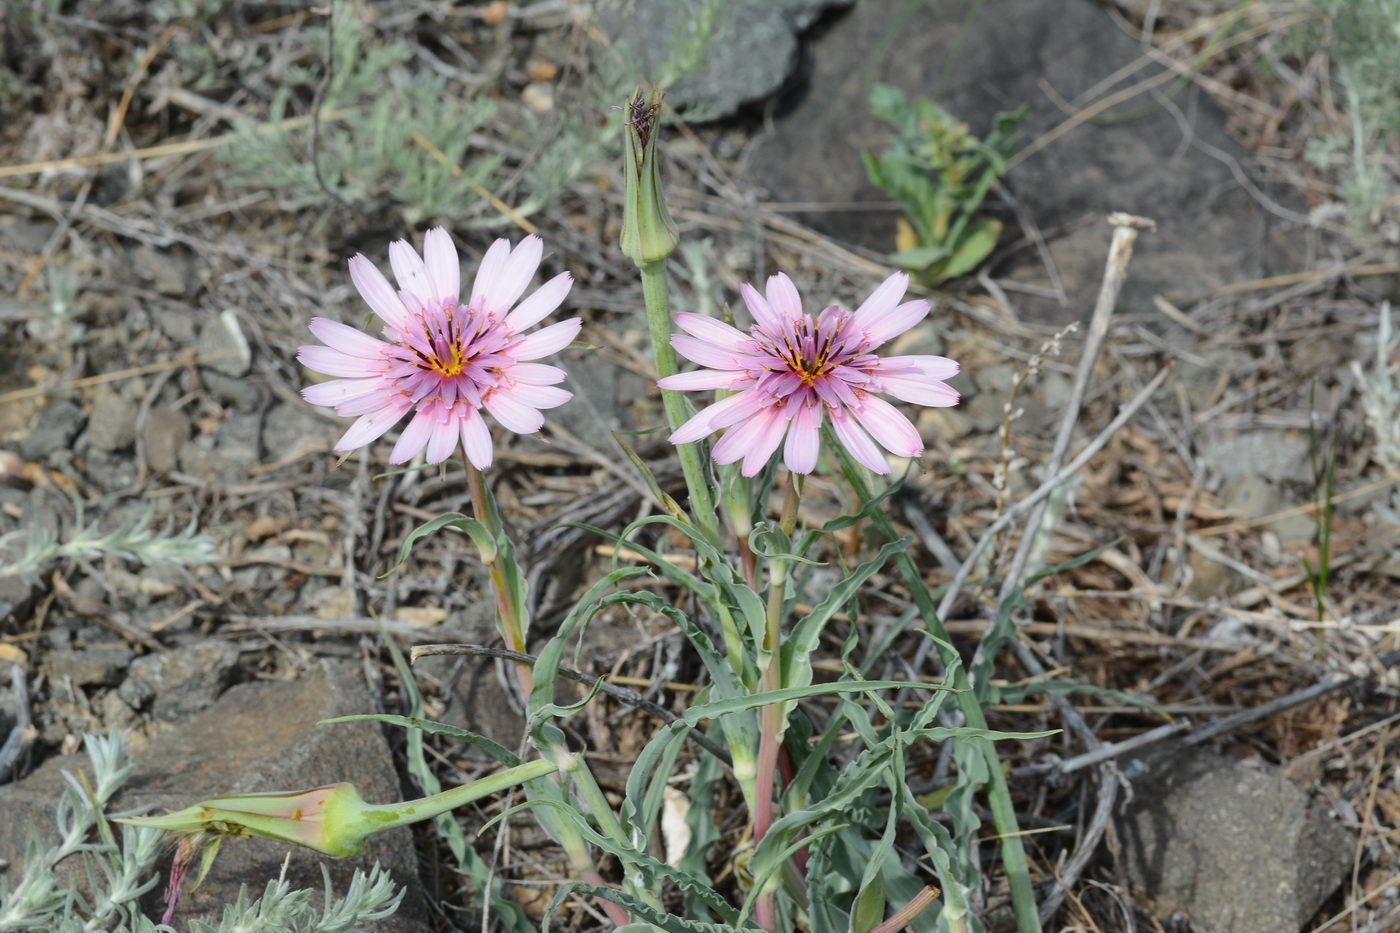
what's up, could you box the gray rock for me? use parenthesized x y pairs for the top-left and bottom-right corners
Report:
(595, 0), (852, 122)
(152, 306), (197, 344)
(1120, 750), (1354, 932)
(118, 640), (240, 722)
(748, 0), (1301, 323)
(21, 401), (85, 460)
(1200, 429), (1309, 485)
(43, 648), (134, 687)
(0, 661), (424, 930)
(130, 244), (194, 296)
(85, 387), (139, 453)
(202, 369), (263, 412)
(262, 402), (333, 457)
(554, 354), (649, 437)
(142, 407), (190, 474)
(178, 414), (260, 486)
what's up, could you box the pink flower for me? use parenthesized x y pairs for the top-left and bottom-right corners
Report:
(658, 272), (959, 476)
(298, 229), (578, 469)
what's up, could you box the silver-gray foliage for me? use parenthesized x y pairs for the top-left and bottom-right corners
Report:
(0, 732), (404, 933)
(0, 504), (218, 585)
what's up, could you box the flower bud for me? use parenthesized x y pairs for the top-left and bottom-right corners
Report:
(120, 783), (375, 858)
(620, 87), (680, 266)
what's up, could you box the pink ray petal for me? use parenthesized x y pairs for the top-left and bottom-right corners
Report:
(739, 282), (782, 334)
(711, 403), (783, 468)
(485, 391), (545, 434)
(857, 299), (930, 350)
(299, 345), (378, 378)
(460, 406), (493, 469)
(850, 272), (909, 332)
(829, 406), (889, 474)
(425, 409), (460, 464)
(422, 227), (460, 305)
(765, 273), (803, 323)
(505, 271), (572, 332)
(389, 407), (435, 464)
(671, 334), (747, 370)
(388, 239), (432, 304)
(307, 318), (390, 359)
(657, 369), (748, 391)
(879, 375), (960, 407)
(335, 396), (414, 451)
(875, 354), (960, 381)
(510, 363), (568, 385)
(783, 401), (823, 474)
(504, 383), (572, 409)
(301, 377), (384, 406)
(851, 394), (923, 457)
(673, 312), (753, 351)
(348, 255), (411, 330)
(483, 234), (543, 312)
(740, 405), (789, 477)
(510, 318), (581, 360)
(469, 239), (511, 309)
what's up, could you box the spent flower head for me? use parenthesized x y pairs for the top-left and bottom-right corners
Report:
(659, 271), (960, 476)
(299, 228), (579, 469)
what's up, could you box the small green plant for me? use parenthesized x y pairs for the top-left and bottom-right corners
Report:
(0, 502), (218, 585)
(1302, 385), (1340, 648)
(0, 732), (404, 932)
(863, 84), (1024, 285)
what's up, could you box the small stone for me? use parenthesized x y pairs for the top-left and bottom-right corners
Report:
(44, 648), (134, 687)
(118, 640), (240, 722)
(152, 306), (196, 343)
(85, 387), (138, 453)
(130, 244), (193, 296)
(1120, 749), (1353, 933)
(244, 514), (289, 543)
(522, 82), (553, 113)
(99, 690), (142, 732)
(21, 401), (85, 460)
(311, 585), (356, 620)
(142, 407), (190, 474)
(197, 310), (252, 377)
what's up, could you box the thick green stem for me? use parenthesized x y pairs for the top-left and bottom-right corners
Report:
(640, 258), (721, 546)
(838, 457), (1041, 932)
(364, 759), (559, 830)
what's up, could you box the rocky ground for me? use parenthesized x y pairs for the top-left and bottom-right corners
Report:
(1, 1), (1398, 931)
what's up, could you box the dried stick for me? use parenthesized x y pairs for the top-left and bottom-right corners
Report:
(996, 213), (1156, 606)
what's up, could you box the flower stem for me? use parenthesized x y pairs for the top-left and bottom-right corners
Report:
(363, 759), (559, 830)
(466, 463), (533, 696)
(753, 473), (802, 932)
(640, 258), (721, 547)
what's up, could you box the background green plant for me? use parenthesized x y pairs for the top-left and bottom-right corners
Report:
(863, 84), (1023, 285)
